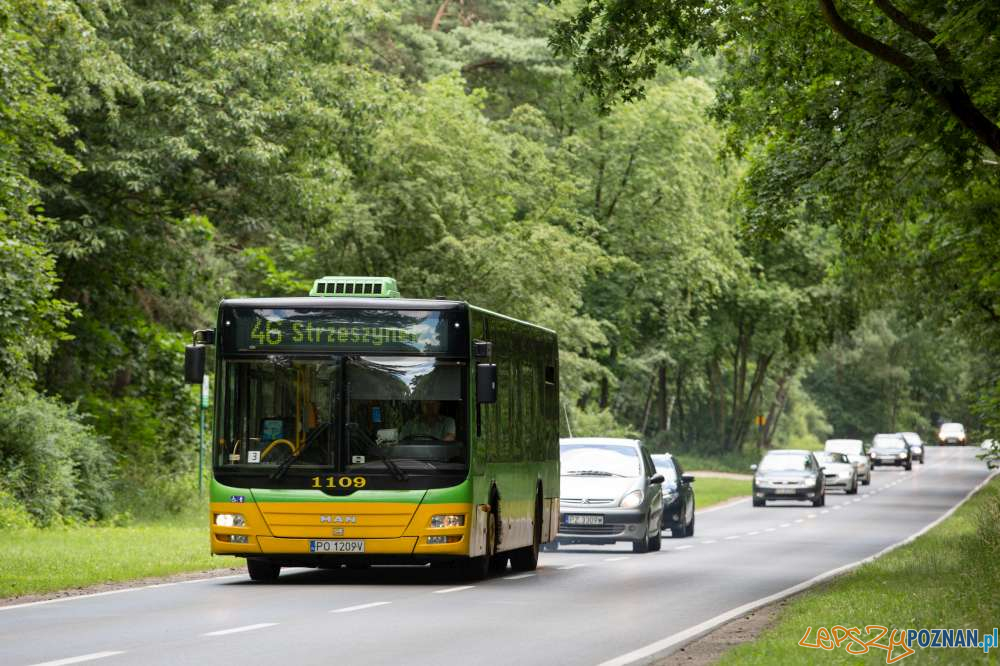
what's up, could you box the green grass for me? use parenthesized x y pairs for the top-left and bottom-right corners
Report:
(0, 511), (233, 599)
(693, 477), (751, 508)
(675, 450), (761, 474)
(717, 477), (1000, 665)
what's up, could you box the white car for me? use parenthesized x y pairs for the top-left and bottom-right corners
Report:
(938, 422), (966, 446)
(815, 451), (859, 494)
(824, 439), (871, 485)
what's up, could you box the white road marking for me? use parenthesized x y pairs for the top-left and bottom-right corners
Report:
(764, 528), (776, 532)
(807, 514), (817, 519)
(603, 557), (628, 562)
(723, 535), (740, 540)
(597, 470), (999, 666)
(674, 545), (694, 551)
(747, 531), (760, 536)
(558, 564), (587, 571)
(832, 506), (842, 511)
(779, 523), (791, 528)
(793, 519), (804, 524)
(331, 602), (391, 613)
(503, 573), (536, 580)
(852, 499), (862, 503)
(700, 540), (718, 544)
(433, 585), (475, 594)
(204, 622), (277, 637)
(820, 510), (829, 515)
(28, 652), (125, 666)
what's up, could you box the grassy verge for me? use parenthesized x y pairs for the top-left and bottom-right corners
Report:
(717, 476), (1000, 665)
(676, 450), (761, 474)
(0, 509), (233, 600)
(693, 478), (751, 509)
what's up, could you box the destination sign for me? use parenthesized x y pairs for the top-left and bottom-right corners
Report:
(225, 308), (463, 353)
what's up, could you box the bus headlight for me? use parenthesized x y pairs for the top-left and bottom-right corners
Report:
(620, 490), (643, 509)
(215, 513), (246, 527)
(430, 514), (465, 528)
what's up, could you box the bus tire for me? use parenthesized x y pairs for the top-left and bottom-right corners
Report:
(510, 493), (542, 572)
(246, 558), (281, 582)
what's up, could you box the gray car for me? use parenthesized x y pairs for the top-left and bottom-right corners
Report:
(555, 438), (664, 553)
(752, 450), (826, 507)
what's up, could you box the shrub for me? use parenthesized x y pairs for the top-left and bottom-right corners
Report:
(0, 390), (114, 525)
(0, 483), (35, 529)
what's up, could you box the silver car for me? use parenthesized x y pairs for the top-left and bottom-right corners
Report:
(752, 450), (826, 507)
(899, 432), (925, 463)
(825, 438), (872, 485)
(814, 451), (859, 494)
(555, 438), (664, 553)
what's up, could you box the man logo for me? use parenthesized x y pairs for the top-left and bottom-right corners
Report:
(320, 515), (332, 523)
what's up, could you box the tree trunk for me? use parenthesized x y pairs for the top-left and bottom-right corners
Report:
(762, 367), (794, 449)
(640, 372), (656, 435)
(657, 362), (668, 432)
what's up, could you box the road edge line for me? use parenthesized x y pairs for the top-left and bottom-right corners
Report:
(597, 469), (998, 666)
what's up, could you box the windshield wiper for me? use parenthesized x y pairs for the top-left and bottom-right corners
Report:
(563, 470), (623, 477)
(270, 422), (332, 481)
(347, 422), (408, 481)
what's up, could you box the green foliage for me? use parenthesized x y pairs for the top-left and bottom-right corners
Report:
(0, 0), (989, 534)
(0, 483), (35, 530)
(0, 390), (114, 526)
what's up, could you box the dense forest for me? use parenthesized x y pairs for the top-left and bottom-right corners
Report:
(2, 0), (996, 527)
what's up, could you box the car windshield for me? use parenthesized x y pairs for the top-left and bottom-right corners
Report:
(815, 452), (847, 464)
(758, 454), (810, 472)
(940, 424), (964, 435)
(872, 436), (904, 450)
(826, 440), (862, 455)
(900, 433), (921, 445)
(561, 444), (641, 477)
(650, 455), (678, 485)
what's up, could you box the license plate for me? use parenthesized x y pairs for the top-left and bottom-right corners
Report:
(775, 489), (796, 495)
(565, 514), (603, 525)
(310, 540), (365, 553)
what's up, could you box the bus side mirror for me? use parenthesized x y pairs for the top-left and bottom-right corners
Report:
(185, 345), (206, 384)
(477, 363), (497, 404)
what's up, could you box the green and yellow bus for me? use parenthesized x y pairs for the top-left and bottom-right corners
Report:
(184, 276), (559, 581)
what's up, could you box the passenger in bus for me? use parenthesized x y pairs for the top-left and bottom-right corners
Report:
(400, 400), (456, 442)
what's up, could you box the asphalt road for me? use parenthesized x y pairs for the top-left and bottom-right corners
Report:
(1, 446), (992, 666)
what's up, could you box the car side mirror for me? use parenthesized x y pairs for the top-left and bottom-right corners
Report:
(649, 474), (664, 485)
(681, 474), (695, 483)
(750, 464), (758, 472)
(184, 345), (206, 384)
(476, 363), (497, 404)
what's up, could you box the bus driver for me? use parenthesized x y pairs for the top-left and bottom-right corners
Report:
(400, 400), (456, 442)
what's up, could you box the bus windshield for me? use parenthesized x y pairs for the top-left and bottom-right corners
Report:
(215, 355), (466, 478)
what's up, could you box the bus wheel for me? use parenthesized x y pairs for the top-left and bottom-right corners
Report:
(246, 558), (281, 582)
(510, 495), (542, 571)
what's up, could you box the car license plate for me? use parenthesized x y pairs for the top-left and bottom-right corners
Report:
(776, 489), (796, 495)
(310, 540), (365, 553)
(565, 514), (603, 525)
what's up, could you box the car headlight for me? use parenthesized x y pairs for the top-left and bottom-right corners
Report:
(620, 490), (643, 509)
(662, 490), (679, 504)
(214, 513), (245, 527)
(897, 452), (907, 459)
(869, 451), (877, 458)
(430, 514), (465, 528)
